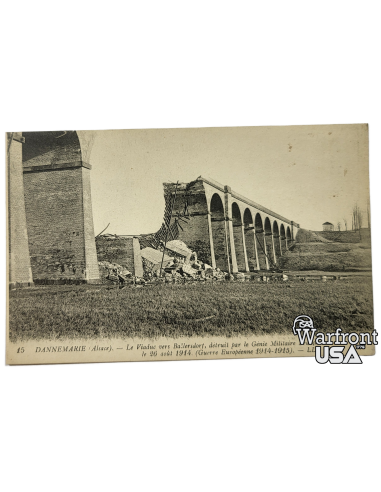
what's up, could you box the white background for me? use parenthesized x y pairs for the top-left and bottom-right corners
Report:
(0, 0), (380, 492)
(0, 0), (380, 115)
(1, 376), (380, 492)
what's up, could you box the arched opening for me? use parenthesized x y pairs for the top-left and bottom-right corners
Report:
(210, 193), (228, 271)
(244, 209), (256, 271)
(273, 221), (281, 258)
(232, 202), (246, 271)
(280, 224), (286, 253)
(286, 226), (292, 242)
(254, 213), (267, 270)
(264, 217), (274, 267)
(264, 217), (272, 234)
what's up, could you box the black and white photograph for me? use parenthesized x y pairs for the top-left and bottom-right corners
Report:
(6, 125), (374, 364)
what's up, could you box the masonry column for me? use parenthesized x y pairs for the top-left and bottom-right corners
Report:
(8, 132), (34, 288)
(207, 211), (216, 269)
(263, 232), (269, 270)
(227, 217), (238, 273)
(241, 223), (250, 272)
(223, 219), (231, 273)
(271, 233), (277, 265)
(285, 236), (288, 250)
(224, 186), (238, 274)
(279, 235), (283, 256)
(22, 131), (100, 284)
(253, 231), (260, 270)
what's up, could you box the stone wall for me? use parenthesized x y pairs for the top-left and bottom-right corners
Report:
(21, 131), (100, 283)
(23, 167), (88, 280)
(96, 236), (143, 277)
(164, 181), (213, 264)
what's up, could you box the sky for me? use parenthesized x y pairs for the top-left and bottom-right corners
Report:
(88, 124), (370, 236)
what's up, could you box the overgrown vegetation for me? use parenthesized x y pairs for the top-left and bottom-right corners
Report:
(186, 239), (212, 265)
(9, 278), (373, 342)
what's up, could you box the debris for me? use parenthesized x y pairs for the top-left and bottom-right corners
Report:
(166, 240), (192, 258)
(182, 264), (198, 277)
(141, 247), (173, 265)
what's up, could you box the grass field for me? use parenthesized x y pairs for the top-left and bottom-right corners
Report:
(8, 277), (374, 342)
(279, 241), (372, 271)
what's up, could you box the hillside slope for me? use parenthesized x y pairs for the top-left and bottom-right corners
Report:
(316, 229), (371, 243)
(295, 228), (330, 243)
(279, 233), (372, 272)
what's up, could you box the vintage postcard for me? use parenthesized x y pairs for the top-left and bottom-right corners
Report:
(6, 125), (376, 364)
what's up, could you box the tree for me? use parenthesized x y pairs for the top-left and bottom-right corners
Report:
(358, 209), (363, 238)
(343, 218), (347, 231)
(367, 202), (371, 230)
(336, 222), (341, 231)
(352, 203), (363, 240)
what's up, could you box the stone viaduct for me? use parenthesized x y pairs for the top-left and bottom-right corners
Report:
(8, 131), (300, 287)
(164, 177), (299, 273)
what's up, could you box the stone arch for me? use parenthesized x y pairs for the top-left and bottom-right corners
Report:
(264, 217), (274, 266)
(232, 202), (246, 271)
(286, 226), (292, 241)
(211, 192), (225, 217)
(264, 217), (272, 234)
(255, 212), (264, 233)
(273, 220), (281, 257)
(23, 130), (97, 168)
(210, 193), (228, 271)
(280, 223), (286, 253)
(254, 213), (267, 270)
(244, 208), (257, 271)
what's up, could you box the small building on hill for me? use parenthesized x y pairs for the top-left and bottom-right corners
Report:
(322, 222), (334, 231)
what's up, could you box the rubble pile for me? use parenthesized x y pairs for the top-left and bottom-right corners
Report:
(100, 241), (290, 288)
(98, 260), (135, 284)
